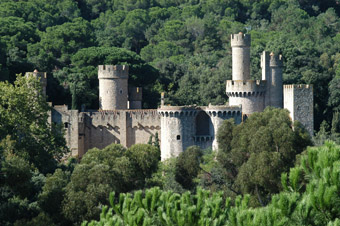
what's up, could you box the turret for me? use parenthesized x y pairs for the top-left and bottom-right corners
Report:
(231, 32), (251, 80)
(158, 106), (197, 160)
(269, 53), (283, 108)
(226, 80), (266, 114)
(98, 65), (128, 110)
(204, 105), (242, 151)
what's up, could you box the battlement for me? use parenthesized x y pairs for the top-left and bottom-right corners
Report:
(284, 84), (313, 90)
(226, 80), (267, 94)
(98, 65), (129, 79)
(158, 106), (198, 117)
(204, 105), (242, 117)
(270, 53), (283, 67)
(231, 32), (251, 47)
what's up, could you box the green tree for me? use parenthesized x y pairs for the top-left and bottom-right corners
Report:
(53, 46), (158, 109)
(216, 107), (311, 206)
(27, 17), (95, 72)
(126, 144), (160, 184)
(0, 16), (38, 81)
(0, 75), (68, 173)
(86, 142), (340, 226)
(62, 143), (160, 224)
(175, 146), (203, 190)
(38, 169), (71, 225)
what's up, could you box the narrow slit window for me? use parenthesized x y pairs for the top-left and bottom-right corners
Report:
(176, 135), (181, 140)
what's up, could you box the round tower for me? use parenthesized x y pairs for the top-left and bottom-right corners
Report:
(158, 106), (197, 160)
(269, 53), (283, 108)
(231, 32), (251, 81)
(205, 105), (242, 151)
(98, 65), (128, 110)
(226, 80), (266, 114)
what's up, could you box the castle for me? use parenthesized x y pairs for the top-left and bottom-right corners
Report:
(27, 33), (314, 160)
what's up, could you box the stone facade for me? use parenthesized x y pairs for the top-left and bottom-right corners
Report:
(284, 84), (314, 136)
(158, 105), (242, 160)
(98, 65), (129, 110)
(226, 33), (284, 115)
(24, 32), (314, 159)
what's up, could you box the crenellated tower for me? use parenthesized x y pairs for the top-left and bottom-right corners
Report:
(98, 65), (129, 110)
(158, 106), (197, 160)
(227, 33), (267, 115)
(226, 80), (266, 114)
(204, 105), (242, 151)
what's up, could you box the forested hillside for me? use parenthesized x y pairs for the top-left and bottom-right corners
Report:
(1, 0), (340, 132)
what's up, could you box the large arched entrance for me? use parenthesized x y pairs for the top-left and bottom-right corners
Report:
(195, 111), (210, 135)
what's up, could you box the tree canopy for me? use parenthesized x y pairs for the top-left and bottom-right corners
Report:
(0, 0), (339, 132)
(216, 107), (312, 206)
(83, 142), (340, 226)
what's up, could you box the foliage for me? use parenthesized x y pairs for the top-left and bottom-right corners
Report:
(1, 0), (339, 132)
(83, 187), (233, 226)
(216, 107), (312, 206)
(62, 143), (160, 224)
(52, 46), (158, 109)
(38, 169), (71, 225)
(175, 146), (203, 190)
(0, 75), (67, 173)
(85, 141), (340, 226)
(0, 75), (68, 225)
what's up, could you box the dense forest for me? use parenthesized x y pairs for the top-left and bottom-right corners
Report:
(1, 0), (340, 133)
(1, 0), (340, 225)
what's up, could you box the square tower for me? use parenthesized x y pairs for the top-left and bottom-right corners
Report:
(284, 85), (313, 136)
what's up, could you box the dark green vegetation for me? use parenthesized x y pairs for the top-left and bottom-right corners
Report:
(84, 142), (340, 226)
(215, 108), (311, 206)
(1, 0), (340, 133)
(1, 0), (340, 225)
(0, 76), (314, 225)
(0, 77), (161, 224)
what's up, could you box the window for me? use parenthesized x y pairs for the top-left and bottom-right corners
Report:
(120, 89), (123, 94)
(64, 122), (69, 128)
(176, 135), (181, 140)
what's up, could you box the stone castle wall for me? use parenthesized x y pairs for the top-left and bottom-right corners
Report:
(52, 105), (80, 156)
(158, 106), (242, 160)
(52, 107), (161, 157)
(158, 107), (197, 160)
(283, 84), (314, 136)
